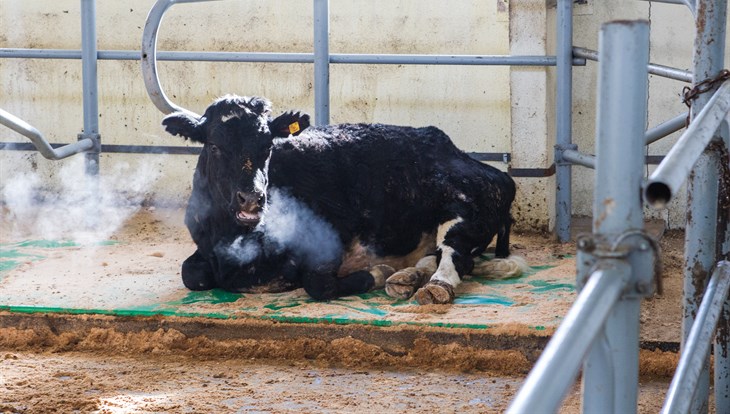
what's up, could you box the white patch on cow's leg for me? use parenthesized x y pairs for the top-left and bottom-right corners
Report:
(436, 217), (463, 246)
(429, 246), (460, 287)
(415, 217), (463, 305)
(431, 216), (464, 287)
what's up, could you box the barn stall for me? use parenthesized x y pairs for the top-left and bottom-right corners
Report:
(0, 0), (728, 412)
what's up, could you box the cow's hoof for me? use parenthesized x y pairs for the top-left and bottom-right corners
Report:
(370, 264), (396, 289)
(385, 267), (427, 299)
(415, 281), (455, 305)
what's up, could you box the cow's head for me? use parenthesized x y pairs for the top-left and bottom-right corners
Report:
(162, 95), (309, 228)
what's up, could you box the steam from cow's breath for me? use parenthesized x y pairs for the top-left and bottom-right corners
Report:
(1, 156), (161, 245)
(221, 188), (343, 271)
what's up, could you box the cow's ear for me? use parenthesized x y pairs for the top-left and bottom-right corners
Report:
(269, 111), (311, 138)
(162, 112), (206, 144)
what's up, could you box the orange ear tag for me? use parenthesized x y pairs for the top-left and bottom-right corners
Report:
(288, 121), (300, 135)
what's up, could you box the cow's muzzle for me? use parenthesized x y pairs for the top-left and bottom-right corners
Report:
(234, 191), (265, 227)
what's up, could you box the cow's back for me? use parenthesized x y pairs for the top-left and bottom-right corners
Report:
(268, 123), (513, 256)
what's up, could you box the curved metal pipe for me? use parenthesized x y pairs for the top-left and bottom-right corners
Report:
(0, 108), (95, 160)
(141, 0), (222, 117)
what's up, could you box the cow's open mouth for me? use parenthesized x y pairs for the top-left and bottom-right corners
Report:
(235, 210), (261, 226)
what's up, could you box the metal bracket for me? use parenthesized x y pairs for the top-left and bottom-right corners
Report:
(78, 132), (101, 153)
(576, 230), (660, 298)
(554, 143), (578, 165)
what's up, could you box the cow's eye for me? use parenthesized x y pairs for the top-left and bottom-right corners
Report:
(209, 144), (221, 157)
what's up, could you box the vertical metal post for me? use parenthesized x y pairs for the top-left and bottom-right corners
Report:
(684, 1), (728, 412)
(720, 121), (730, 413)
(554, 0), (574, 242)
(80, 0), (100, 175)
(583, 20), (649, 413)
(313, 0), (330, 126)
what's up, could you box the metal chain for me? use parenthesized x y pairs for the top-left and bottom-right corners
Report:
(682, 69), (730, 125)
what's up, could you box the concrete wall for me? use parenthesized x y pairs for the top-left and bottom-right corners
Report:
(0, 0), (513, 219)
(1, 0), (725, 232)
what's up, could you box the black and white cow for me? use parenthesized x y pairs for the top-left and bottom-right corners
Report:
(163, 95), (523, 304)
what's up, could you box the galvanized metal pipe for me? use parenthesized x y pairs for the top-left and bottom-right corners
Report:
(582, 332), (616, 413)
(0, 48), (586, 66)
(507, 263), (630, 414)
(551, 113), (689, 171)
(0, 108), (95, 160)
(313, 0), (329, 125)
(645, 112), (688, 145)
(720, 118), (730, 413)
(644, 81), (730, 208)
(593, 21), (650, 235)
(663, 261), (730, 414)
(562, 148), (595, 169)
(554, 0), (574, 242)
(572, 47), (693, 83)
(80, 0), (100, 175)
(141, 0), (224, 116)
(684, 1), (729, 411)
(585, 20), (650, 414)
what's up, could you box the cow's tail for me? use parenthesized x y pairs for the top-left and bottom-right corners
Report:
(471, 255), (529, 279)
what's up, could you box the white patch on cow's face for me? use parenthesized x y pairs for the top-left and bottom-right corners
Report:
(220, 113), (237, 123)
(220, 108), (250, 123)
(253, 153), (271, 194)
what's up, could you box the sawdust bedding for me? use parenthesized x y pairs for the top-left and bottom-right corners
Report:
(0, 208), (684, 342)
(0, 208), (693, 413)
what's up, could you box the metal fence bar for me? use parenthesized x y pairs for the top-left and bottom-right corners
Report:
(562, 148), (595, 169)
(313, 0), (329, 125)
(80, 0), (100, 175)
(506, 263), (630, 413)
(0, 108), (96, 160)
(583, 20), (650, 413)
(0, 48), (587, 66)
(554, 0), (574, 243)
(136, 0), (584, 121)
(645, 112), (688, 145)
(684, 1), (728, 411)
(561, 111), (687, 170)
(663, 261), (730, 414)
(644, 81), (730, 208)
(572, 46), (693, 82)
(141, 0), (206, 116)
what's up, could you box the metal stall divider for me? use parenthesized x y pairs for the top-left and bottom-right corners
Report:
(509, 20), (655, 413)
(0, 0), (100, 169)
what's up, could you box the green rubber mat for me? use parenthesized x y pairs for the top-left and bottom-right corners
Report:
(0, 239), (576, 333)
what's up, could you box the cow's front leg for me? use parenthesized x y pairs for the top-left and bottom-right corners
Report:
(415, 217), (476, 305)
(384, 255), (437, 299)
(181, 249), (217, 290)
(303, 263), (395, 301)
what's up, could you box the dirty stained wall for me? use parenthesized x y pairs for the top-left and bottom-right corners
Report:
(0, 0), (724, 234)
(0, 0), (515, 223)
